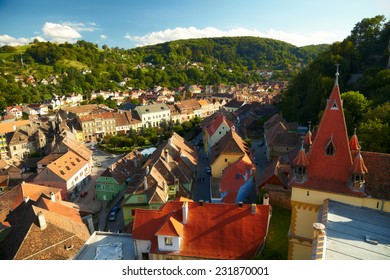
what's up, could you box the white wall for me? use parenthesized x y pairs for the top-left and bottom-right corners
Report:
(157, 235), (181, 252)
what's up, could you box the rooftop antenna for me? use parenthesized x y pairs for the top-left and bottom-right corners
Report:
(335, 64), (340, 85)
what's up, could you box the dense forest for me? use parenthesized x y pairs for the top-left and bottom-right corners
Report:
(280, 15), (390, 152)
(0, 37), (327, 110)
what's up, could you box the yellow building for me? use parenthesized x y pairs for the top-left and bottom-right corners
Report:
(210, 129), (253, 178)
(288, 72), (390, 260)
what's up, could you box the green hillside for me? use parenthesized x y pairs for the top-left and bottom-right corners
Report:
(0, 37), (327, 109)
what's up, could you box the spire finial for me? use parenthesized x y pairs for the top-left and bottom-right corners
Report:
(353, 127), (357, 135)
(335, 64), (340, 85)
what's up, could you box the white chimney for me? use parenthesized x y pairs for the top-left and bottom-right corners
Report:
(168, 137), (172, 145)
(37, 211), (47, 230)
(145, 166), (150, 175)
(13, 124), (16, 131)
(263, 194), (269, 205)
(24, 196), (29, 203)
(50, 191), (55, 202)
(251, 203), (257, 214)
(313, 222), (326, 238)
(164, 149), (169, 163)
(144, 176), (148, 190)
(182, 201), (188, 225)
(162, 180), (166, 192)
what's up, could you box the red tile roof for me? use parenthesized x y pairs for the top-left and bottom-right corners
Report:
(219, 157), (255, 193)
(132, 201), (270, 259)
(205, 113), (234, 137)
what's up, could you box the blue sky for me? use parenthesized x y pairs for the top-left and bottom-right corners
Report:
(0, 0), (389, 49)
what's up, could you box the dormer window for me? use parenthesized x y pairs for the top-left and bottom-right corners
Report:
(330, 100), (339, 110)
(164, 237), (173, 246)
(325, 139), (335, 156)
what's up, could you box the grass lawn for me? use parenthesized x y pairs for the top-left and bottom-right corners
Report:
(257, 206), (291, 260)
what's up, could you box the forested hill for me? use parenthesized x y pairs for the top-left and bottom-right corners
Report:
(281, 15), (390, 153)
(0, 36), (326, 109)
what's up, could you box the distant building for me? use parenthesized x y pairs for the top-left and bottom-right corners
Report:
(135, 103), (171, 128)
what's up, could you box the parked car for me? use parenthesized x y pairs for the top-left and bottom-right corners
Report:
(111, 154), (115, 158)
(80, 191), (88, 198)
(258, 140), (264, 146)
(206, 166), (211, 174)
(108, 206), (120, 221)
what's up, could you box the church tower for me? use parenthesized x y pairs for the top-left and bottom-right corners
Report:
(288, 67), (371, 260)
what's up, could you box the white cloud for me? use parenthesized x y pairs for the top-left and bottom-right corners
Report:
(100, 34), (107, 40)
(61, 22), (98, 32)
(125, 26), (342, 47)
(0, 34), (45, 46)
(42, 22), (82, 43)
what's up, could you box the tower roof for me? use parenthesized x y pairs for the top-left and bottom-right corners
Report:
(349, 129), (360, 151)
(306, 79), (353, 186)
(293, 146), (309, 167)
(350, 151), (368, 175)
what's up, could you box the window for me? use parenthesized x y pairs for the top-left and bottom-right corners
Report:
(131, 209), (136, 216)
(325, 139), (335, 156)
(330, 99), (339, 110)
(164, 237), (173, 246)
(137, 196), (143, 202)
(225, 158), (227, 162)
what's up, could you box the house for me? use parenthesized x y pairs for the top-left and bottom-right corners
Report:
(5, 106), (23, 119)
(22, 104), (49, 116)
(135, 103), (171, 128)
(288, 72), (390, 260)
(59, 104), (110, 120)
(121, 133), (197, 226)
(0, 119), (30, 159)
(210, 128), (253, 178)
(223, 98), (245, 113)
(218, 156), (256, 204)
(95, 151), (145, 202)
(33, 150), (90, 200)
(7, 123), (48, 159)
(174, 99), (202, 122)
(0, 196), (90, 259)
(78, 111), (116, 142)
(202, 112), (235, 155)
(0, 181), (62, 223)
(197, 99), (213, 118)
(131, 199), (271, 260)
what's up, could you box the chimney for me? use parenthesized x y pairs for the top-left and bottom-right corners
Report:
(263, 194), (269, 205)
(24, 196), (29, 203)
(199, 200), (204, 206)
(13, 124), (17, 131)
(144, 176), (148, 190)
(182, 201), (188, 225)
(37, 211), (47, 230)
(313, 222), (326, 238)
(238, 201), (243, 208)
(49, 191), (55, 202)
(164, 149), (169, 163)
(162, 180), (166, 192)
(251, 203), (257, 214)
(168, 137), (172, 145)
(145, 166), (150, 175)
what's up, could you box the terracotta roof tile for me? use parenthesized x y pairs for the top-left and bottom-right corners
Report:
(220, 157), (255, 193)
(349, 133), (360, 151)
(132, 201), (270, 259)
(46, 151), (88, 181)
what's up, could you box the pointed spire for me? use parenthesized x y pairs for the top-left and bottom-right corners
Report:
(293, 142), (309, 167)
(335, 64), (340, 86)
(303, 123), (312, 147)
(349, 128), (360, 151)
(350, 150), (368, 175)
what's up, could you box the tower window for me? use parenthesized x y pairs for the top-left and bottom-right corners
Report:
(325, 140), (335, 156)
(331, 100), (339, 110)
